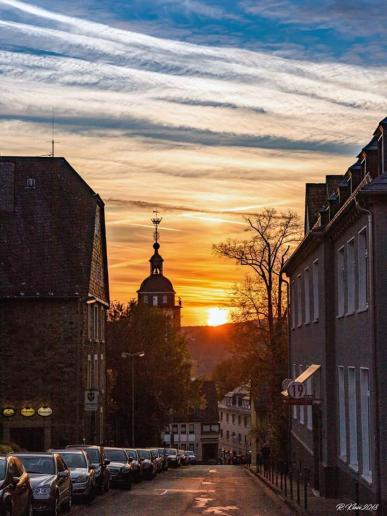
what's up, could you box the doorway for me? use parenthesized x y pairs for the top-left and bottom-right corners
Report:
(10, 427), (45, 451)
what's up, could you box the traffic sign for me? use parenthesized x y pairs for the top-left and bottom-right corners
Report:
(287, 381), (305, 399)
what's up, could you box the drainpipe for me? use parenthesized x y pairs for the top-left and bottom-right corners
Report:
(355, 198), (381, 511)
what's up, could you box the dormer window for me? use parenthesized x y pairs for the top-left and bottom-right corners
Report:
(143, 295), (148, 304)
(26, 178), (36, 189)
(163, 295), (168, 304)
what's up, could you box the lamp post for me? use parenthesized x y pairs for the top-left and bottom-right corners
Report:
(121, 351), (145, 447)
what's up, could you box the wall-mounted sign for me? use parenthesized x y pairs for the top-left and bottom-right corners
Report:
(21, 407), (35, 417)
(37, 406), (53, 417)
(2, 407), (16, 417)
(85, 390), (99, 412)
(287, 381), (305, 399)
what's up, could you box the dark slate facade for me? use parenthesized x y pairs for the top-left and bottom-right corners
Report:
(0, 157), (109, 450)
(283, 118), (387, 512)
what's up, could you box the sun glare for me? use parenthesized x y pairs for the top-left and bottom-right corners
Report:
(207, 308), (229, 326)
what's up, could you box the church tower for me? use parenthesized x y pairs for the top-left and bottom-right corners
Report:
(137, 211), (181, 328)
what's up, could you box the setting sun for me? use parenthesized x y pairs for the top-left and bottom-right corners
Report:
(207, 308), (229, 326)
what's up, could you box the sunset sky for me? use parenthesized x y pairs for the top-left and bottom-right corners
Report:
(1, 0), (387, 325)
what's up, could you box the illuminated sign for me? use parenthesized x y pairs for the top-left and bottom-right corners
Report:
(2, 407), (16, 417)
(37, 406), (53, 417)
(21, 407), (35, 417)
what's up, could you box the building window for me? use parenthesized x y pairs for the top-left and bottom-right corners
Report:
(188, 424), (194, 434)
(226, 430), (229, 440)
(299, 365), (304, 424)
(313, 259), (319, 321)
(347, 238), (355, 314)
(25, 177), (36, 189)
(338, 366), (347, 461)
(304, 267), (311, 324)
(87, 354), (92, 389)
(360, 368), (372, 481)
(181, 424), (186, 434)
(220, 411), (223, 421)
(306, 376), (312, 431)
(238, 433), (242, 444)
(93, 353), (98, 388)
(172, 424), (178, 434)
(297, 274), (302, 326)
(358, 228), (368, 310)
(202, 424), (211, 433)
(291, 280), (296, 330)
(144, 295), (148, 304)
(211, 424), (219, 432)
(232, 414), (235, 424)
(337, 246), (345, 317)
(100, 306), (105, 342)
(93, 304), (99, 341)
(88, 304), (93, 340)
(226, 414), (229, 423)
(348, 367), (358, 470)
(292, 364), (297, 420)
(238, 415), (241, 426)
(163, 295), (168, 304)
(244, 416), (248, 427)
(220, 429), (223, 438)
(153, 296), (158, 306)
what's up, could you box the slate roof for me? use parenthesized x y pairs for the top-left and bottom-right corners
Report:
(0, 157), (108, 300)
(138, 274), (175, 293)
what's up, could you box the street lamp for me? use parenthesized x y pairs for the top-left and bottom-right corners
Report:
(121, 351), (145, 447)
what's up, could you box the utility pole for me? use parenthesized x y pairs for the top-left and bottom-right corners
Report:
(121, 351), (145, 447)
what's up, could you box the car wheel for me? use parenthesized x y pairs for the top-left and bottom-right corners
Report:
(124, 479), (131, 490)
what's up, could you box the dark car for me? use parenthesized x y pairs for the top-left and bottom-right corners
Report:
(103, 448), (132, 489)
(66, 445), (110, 494)
(146, 449), (163, 474)
(124, 450), (143, 483)
(14, 452), (72, 515)
(0, 455), (33, 516)
(165, 448), (180, 468)
(156, 449), (169, 471)
(50, 449), (96, 504)
(185, 450), (196, 465)
(136, 450), (156, 480)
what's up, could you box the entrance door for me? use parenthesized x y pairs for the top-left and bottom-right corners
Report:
(10, 427), (45, 451)
(312, 406), (322, 492)
(202, 443), (218, 462)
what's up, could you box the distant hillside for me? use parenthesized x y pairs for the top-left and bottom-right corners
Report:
(182, 323), (236, 378)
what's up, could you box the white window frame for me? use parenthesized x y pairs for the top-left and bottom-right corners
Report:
(304, 267), (311, 324)
(100, 306), (105, 343)
(292, 364), (297, 420)
(312, 259), (319, 322)
(291, 280), (296, 330)
(299, 364), (305, 425)
(358, 227), (368, 311)
(297, 274), (302, 327)
(360, 368), (372, 483)
(348, 367), (358, 471)
(93, 353), (99, 389)
(163, 295), (168, 304)
(338, 366), (347, 462)
(87, 354), (92, 389)
(153, 296), (158, 307)
(337, 246), (345, 317)
(88, 304), (93, 341)
(347, 238), (355, 315)
(93, 304), (99, 341)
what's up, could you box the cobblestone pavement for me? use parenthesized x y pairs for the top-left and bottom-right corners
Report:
(71, 465), (295, 516)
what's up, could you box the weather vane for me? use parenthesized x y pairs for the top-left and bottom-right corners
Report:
(151, 209), (162, 244)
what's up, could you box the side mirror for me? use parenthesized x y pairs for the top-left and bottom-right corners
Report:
(104, 459), (110, 466)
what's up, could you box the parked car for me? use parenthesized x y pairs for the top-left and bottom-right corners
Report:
(136, 450), (156, 480)
(165, 448), (180, 468)
(184, 450), (196, 464)
(14, 452), (72, 515)
(50, 449), (96, 504)
(146, 449), (163, 473)
(124, 449), (143, 482)
(103, 448), (132, 489)
(0, 455), (33, 516)
(66, 445), (110, 494)
(178, 449), (188, 465)
(157, 449), (169, 471)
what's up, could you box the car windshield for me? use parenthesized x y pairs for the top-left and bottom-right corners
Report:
(59, 452), (87, 469)
(18, 456), (55, 475)
(167, 449), (177, 456)
(0, 459), (6, 480)
(125, 450), (137, 459)
(104, 449), (127, 462)
(85, 449), (100, 463)
(137, 450), (150, 460)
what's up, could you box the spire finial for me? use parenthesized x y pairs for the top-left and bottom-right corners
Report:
(151, 209), (162, 244)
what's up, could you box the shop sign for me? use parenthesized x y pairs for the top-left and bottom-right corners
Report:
(38, 406), (53, 417)
(21, 407), (35, 417)
(2, 407), (16, 417)
(84, 390), (99, 412)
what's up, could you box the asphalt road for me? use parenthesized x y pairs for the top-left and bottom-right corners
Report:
(71, 465), (295, 516)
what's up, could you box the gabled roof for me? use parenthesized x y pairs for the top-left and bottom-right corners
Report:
(0, 157), (109, 301)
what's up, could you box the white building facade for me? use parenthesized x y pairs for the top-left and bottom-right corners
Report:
(218, 386), (252, 457)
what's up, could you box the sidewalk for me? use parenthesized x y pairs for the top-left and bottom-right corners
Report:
(246, 465), (352, 515)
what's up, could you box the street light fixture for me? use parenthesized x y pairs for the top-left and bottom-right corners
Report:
(121, 351), (145, 447)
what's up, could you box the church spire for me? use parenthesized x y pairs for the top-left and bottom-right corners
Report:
(150, 209), (164, 275)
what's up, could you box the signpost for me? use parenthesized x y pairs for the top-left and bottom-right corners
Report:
(84, 390), (99, 412)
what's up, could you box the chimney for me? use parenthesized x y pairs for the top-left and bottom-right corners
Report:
(337, 180), (350, 205)
(348, 162), (362, 192)
(319, 206), (329, 226)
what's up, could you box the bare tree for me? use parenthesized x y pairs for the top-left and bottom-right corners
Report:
(214, 208), (301, 342)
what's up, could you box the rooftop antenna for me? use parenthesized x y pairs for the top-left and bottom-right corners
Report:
(151, 209), (162, 244)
